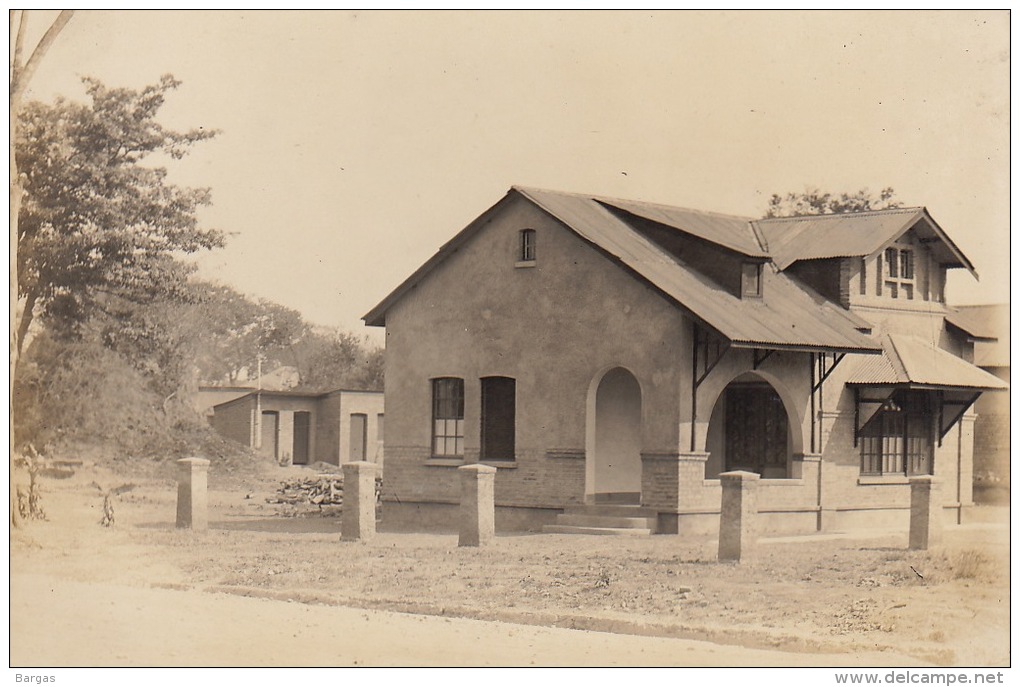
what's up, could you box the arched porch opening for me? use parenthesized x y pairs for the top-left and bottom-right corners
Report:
(585, 367), (642, 502)
(705, 372), (797, 479)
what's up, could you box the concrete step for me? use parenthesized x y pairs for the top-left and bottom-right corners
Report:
(555, 514), (657, 529)
(562, 505), (659, 518)
(592, 492), (641, 505)
(542, 524), (654, 536)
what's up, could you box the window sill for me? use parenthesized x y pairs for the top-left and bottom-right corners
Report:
(425, 458), (464, 467)
(858, 474), (911, 485)
(481, 460), (518, 469)
(514, 260), (536, 269)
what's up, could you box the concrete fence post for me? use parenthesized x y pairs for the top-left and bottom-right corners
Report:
(176, 457), (210, 531)
(459, 463), (497, 547)
(718, 470), (760, 562)
(909, 475), (944, 550)
(342, 461), (380, 542)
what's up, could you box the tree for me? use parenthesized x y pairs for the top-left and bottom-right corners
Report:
(186, 282), (308, 385)
(297, 329), (384, 392)
(14, 74), (223, 355)
(764, 187), (902, 218)
(10, 9), (74, 528)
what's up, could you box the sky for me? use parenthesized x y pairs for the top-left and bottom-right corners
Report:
(20, 10), (1011, 343)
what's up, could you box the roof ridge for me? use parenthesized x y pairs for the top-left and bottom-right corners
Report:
(883, 334), (912, 382)
(512, 185), (755, 222)
(757, 206), (924, 223)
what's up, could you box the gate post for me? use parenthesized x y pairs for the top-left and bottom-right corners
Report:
(909, 475), (944, 550)
(718, 470), (759, 562)
(176, 457), (210, 531)
(342, 461), (380, 542)
(459, 464), (497, 547)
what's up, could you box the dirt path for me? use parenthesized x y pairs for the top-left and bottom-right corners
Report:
(11, 574), (929, 667)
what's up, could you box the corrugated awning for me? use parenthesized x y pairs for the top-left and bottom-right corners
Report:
(846, 334), (1007, 390)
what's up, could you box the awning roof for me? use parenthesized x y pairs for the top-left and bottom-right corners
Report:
(846, 334), (1007, 390)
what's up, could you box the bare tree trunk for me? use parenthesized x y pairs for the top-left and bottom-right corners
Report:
(10, 9), (74, 529)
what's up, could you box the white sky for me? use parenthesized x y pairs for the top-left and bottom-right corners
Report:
(20, 10), (1011, 342)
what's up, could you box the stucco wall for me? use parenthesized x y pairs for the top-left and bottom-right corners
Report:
(210, 396), (256, 447)
(381, 193), (688, 510)
(334, 391), (385, 467)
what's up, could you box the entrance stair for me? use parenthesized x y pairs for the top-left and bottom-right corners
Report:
(543, 503), (658, 536)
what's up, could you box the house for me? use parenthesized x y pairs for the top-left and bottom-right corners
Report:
(363, 186), (1005, 534)
(951, 304), (1010, 498)
(211, 388), (384, 468)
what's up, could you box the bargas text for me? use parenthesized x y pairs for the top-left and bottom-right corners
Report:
(16, 676), (55, 684)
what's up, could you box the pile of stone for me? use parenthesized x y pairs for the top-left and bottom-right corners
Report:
(267, 475), (345, 508)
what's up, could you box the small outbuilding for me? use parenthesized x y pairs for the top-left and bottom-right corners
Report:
(211, 388), (384, 468)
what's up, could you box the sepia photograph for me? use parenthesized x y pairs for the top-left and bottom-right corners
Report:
(8, 9), (1010, 679)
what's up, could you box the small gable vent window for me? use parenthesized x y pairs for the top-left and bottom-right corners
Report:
(518, 229), (536, 264)
(741, 262), (763, 298)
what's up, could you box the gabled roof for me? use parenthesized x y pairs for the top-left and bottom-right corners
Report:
(754, 207), (977, 276)
(596, 196), (767, 258)
(365, 186), (879, 354)
(846, 334), (1007, 390)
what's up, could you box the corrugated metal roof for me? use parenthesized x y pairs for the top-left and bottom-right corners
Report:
(754, 208), (925, 270)
(945, 308), (999, 341)
(954, 304), (1010, 368)
(596, 196), (767, 257)
(755, 207), (977, 276)
(846, 334), (1007, 390)
(516, 187), (879, 353)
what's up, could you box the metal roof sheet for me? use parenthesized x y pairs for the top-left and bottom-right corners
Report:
(845, 334), (1007, 390)
(754, 207), (977, 276)
(754, 208), (925, 270)
(516, 187), (879, 353)
(596, 196), (767, 258)
(954, 304), (1010, 368)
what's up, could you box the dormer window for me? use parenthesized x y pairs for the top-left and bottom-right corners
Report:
(741, 262), (762, 298)
(883, 246), (915, 300)
(518, 229), (536, 264)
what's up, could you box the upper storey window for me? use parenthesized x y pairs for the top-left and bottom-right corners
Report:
(882, 246), (915, 300)
(741, 262), (762, 298)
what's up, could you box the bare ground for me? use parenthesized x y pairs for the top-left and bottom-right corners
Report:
(9, 462), (1010, 667)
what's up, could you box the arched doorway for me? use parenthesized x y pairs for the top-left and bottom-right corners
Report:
(587, 367), (642, 501)
(706, 375), (791, 479)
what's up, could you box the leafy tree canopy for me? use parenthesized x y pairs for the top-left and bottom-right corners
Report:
(763, 187), (902, 218)
(15, 75), (223, 350)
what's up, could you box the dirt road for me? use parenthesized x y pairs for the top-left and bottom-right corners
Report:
(11, 574), (926, 667)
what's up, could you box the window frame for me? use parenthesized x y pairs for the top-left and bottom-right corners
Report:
(740, 262), (763, 298)
(480, 376), (516, 462)
(859, 392), (933, 477)
(882, 246), (916, 300)
(518, 228), (536, 263)
(431, 377), (465, 458)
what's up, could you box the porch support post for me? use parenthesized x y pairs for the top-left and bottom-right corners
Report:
(908, 475), (943, 550)
(718, 470), (759, 562)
